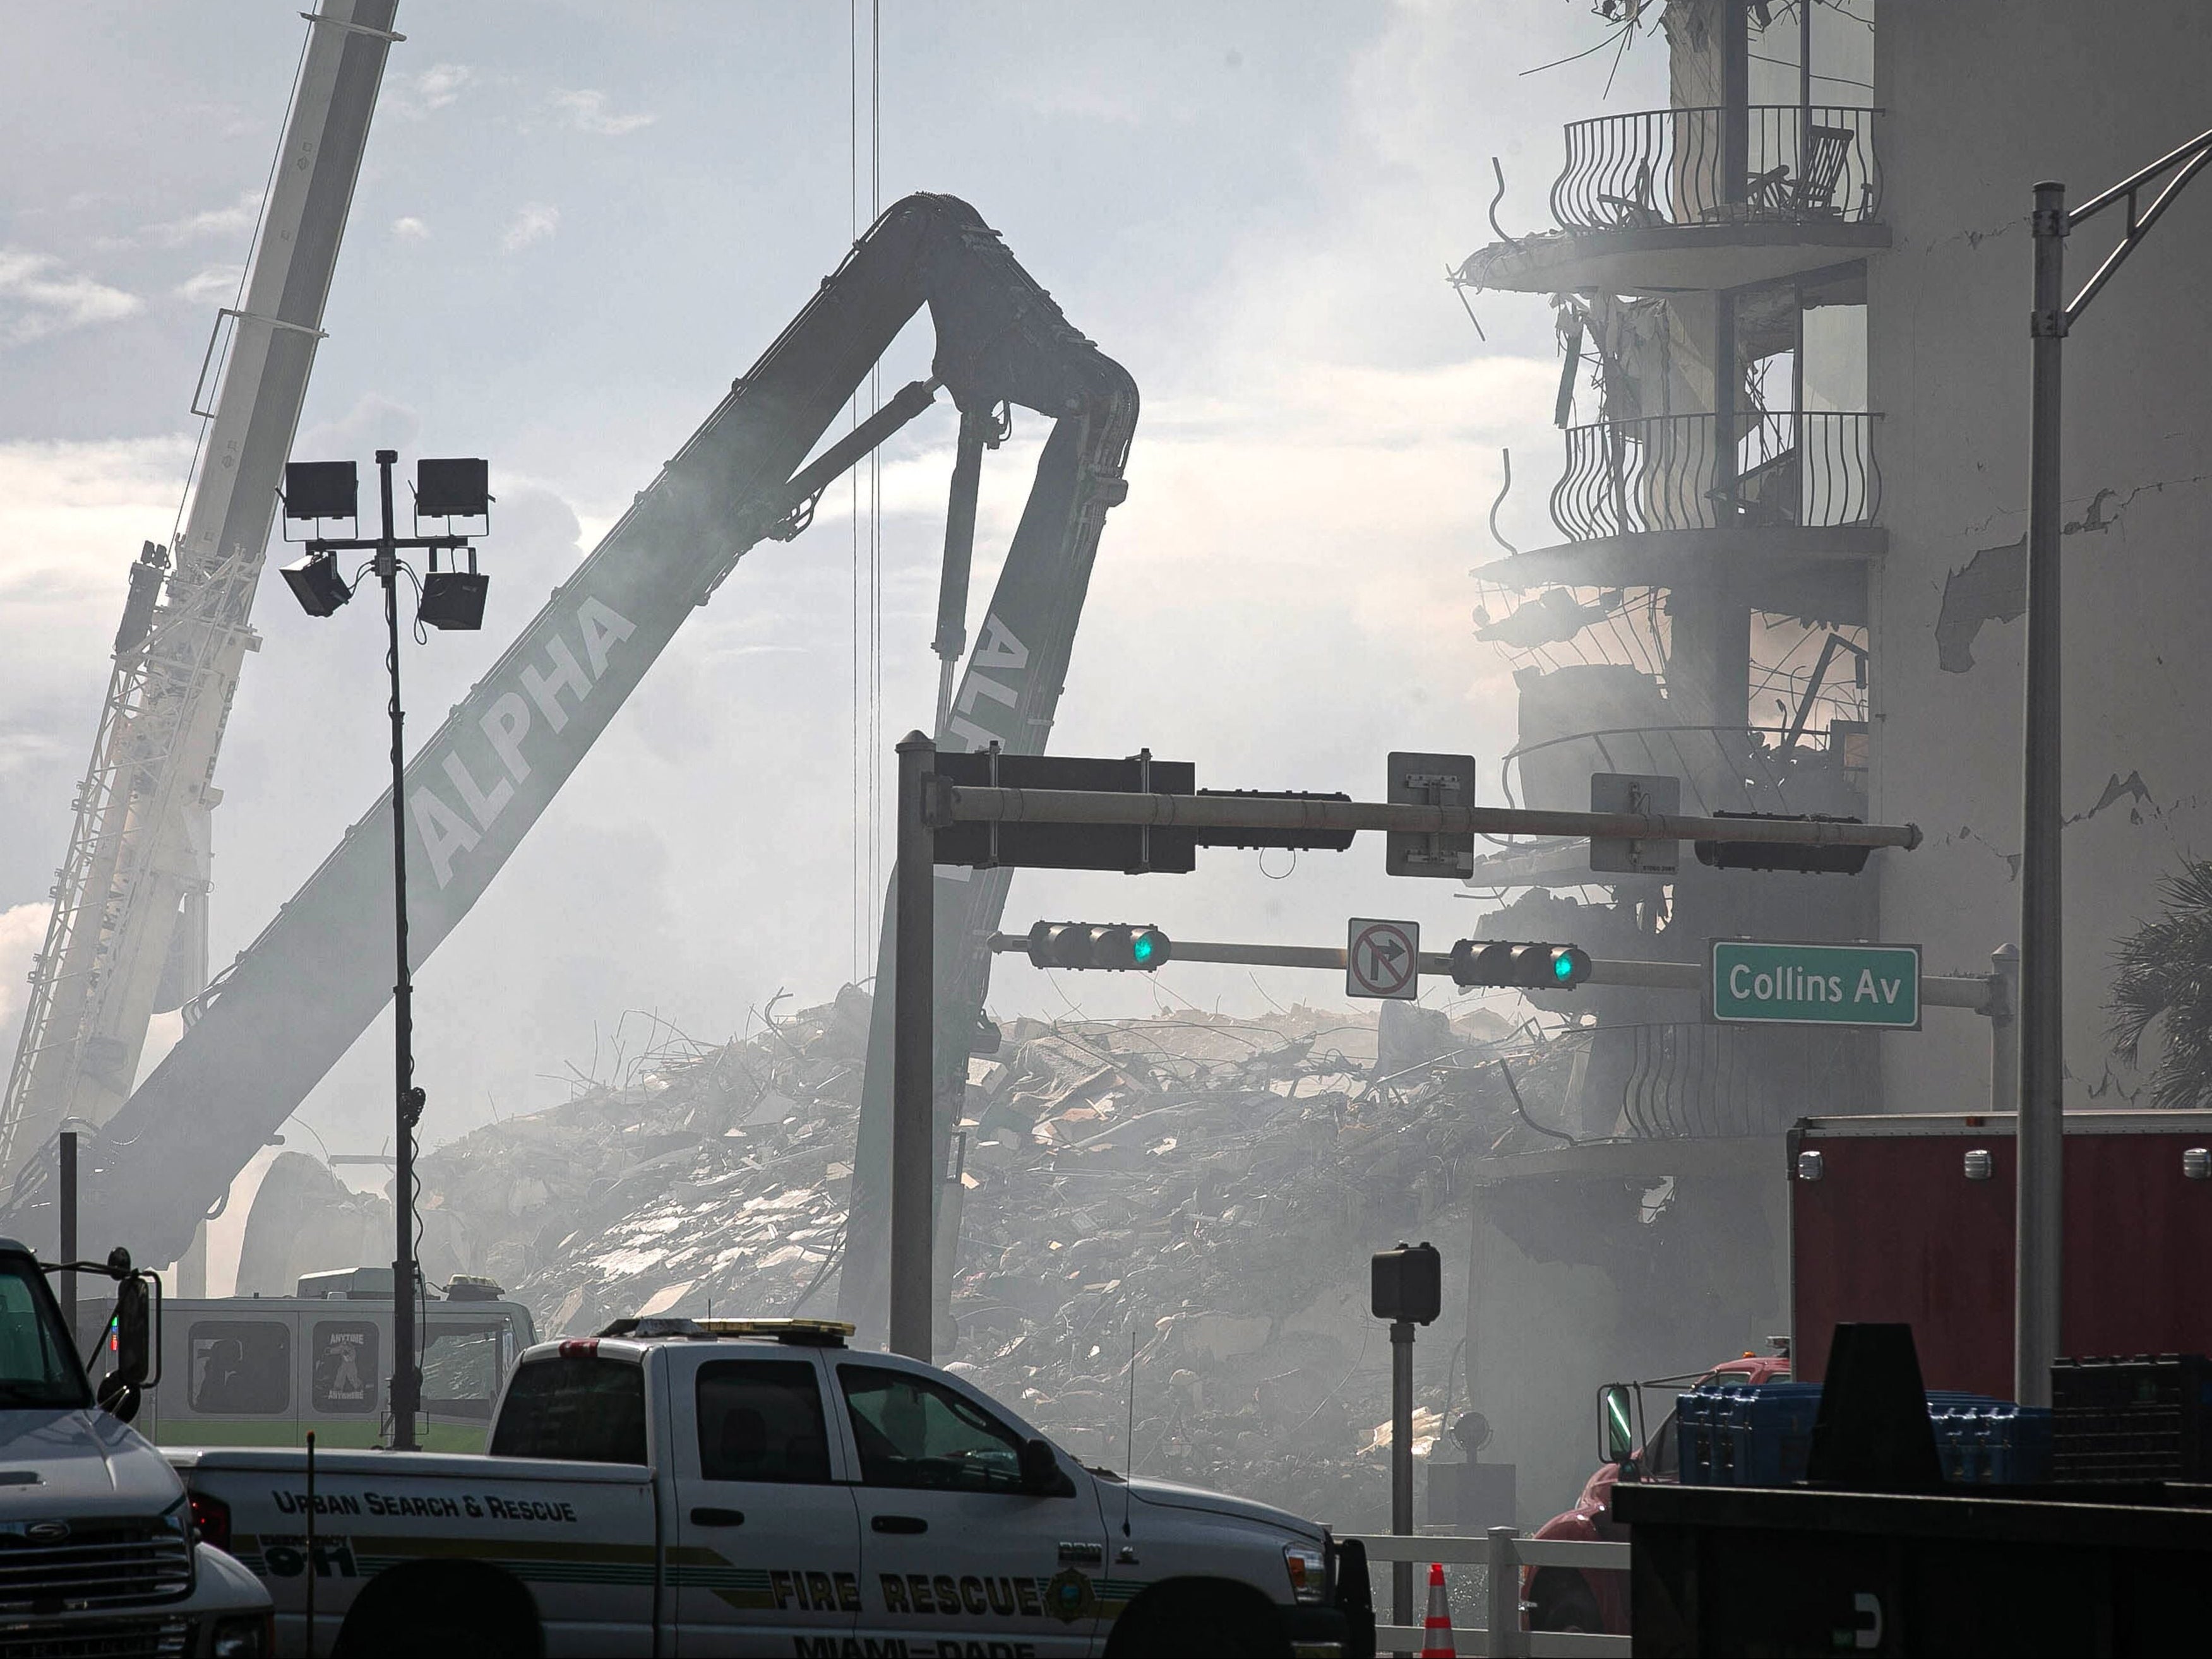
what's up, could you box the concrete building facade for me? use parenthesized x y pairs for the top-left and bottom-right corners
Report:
(1868, 3), (2212, 1119)
(1444, 0), (2212, 1531)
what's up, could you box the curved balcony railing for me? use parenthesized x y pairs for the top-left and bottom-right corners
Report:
(1504, 723), (1866, 822)
(1549, 409), (1879, 542)
(1613, 1020), (1877, 1139)
(1551, 105), (1882, 230)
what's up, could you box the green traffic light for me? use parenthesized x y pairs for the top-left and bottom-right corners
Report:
(1132, 934), (1156, 965)
(1553, 951), (1574, 982)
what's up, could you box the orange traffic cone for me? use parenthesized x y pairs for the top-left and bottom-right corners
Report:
(1420, 1561), (1456, 1659)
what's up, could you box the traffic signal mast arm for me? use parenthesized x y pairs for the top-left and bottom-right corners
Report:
(984, 932), (1999, 1011)
(931, 782), (1922, 857)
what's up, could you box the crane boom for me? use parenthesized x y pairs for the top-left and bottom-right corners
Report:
(0, 0), (400, 1180)
(34, 193), (1136, 1270)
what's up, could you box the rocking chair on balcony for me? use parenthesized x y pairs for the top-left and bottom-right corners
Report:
(1742, 124), (1856, 218)
(1711, 446), (1802, 528)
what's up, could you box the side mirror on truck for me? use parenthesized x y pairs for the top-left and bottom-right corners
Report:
(1599, 1383), (1637, 1467)
(112, 1273), (150, 1386)
(94, 1251), (154, 1424)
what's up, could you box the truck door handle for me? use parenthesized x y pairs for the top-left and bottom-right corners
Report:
(690, 1507), (745, 1528)
(871, 1514), (928, 1535)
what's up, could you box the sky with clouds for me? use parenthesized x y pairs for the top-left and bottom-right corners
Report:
(0, 1), (1667, 1165)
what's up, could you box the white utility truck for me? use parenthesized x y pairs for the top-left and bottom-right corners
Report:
(148, 1268), (536, 1452)
(170, 1317), (1375, 1658)
(0, 1237), (271, 1655)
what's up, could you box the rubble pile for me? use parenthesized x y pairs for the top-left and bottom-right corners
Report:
(419, 988), (1576, 1525)
(416, 987), (878, 1332)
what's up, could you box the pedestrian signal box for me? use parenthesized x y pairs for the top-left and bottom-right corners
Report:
(1371, 1240), (1443, 1325)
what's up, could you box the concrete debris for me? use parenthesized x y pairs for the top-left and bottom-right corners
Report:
(1360, 1406), (1445, 1460)
(236, 1150), (393, 1297)
(417, 988), (1574, 1526)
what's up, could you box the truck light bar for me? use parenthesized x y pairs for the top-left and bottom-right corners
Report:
(697, 1317), (854, 1347)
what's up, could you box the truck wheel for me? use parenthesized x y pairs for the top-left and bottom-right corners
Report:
(332, 1561), (542, 1659)
(1529, 1570), (1602, 1632)
(1105, 1580), (1292, 1659)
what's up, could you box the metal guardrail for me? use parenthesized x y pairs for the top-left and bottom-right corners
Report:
(1551, 104), (1882, 230)
(1550, 409), (1880, 542)
(1346, 1529), (1632, 1658)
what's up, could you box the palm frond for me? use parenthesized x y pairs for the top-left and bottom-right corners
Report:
(2107, 859), (2212, 1110)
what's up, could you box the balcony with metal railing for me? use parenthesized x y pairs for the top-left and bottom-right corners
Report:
(1555, 104), (1882, 231)
(1552, 408), (1879, 540)
(1605, 1018), (1877, 1139)
(1456, 104), (1888, 297)
(1480, 408), (1883, 602)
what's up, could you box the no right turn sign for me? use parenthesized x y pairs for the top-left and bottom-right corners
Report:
(1347, 918), (1420, 1000)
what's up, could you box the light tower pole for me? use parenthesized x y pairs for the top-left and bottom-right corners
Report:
(280, 449), (491, 1449)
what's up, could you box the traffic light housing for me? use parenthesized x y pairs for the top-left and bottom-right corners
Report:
(1448, 939), (1592, 990)
(1023, 921), (1173, 972)
(1694, 811), (1872, 875)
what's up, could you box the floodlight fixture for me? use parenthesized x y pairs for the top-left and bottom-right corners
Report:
(415, 456), (491, 520)
(418, 547), (489, 632)
(280, 548), (354, 617)
(282, 460), (359, 523)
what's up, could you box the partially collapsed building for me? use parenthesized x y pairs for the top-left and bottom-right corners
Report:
(1450, 0), (2212, 1510)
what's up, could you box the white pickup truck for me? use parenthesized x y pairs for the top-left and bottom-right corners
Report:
(0, 1236), (272, 1656)
(169, 1317), (1374, 1658)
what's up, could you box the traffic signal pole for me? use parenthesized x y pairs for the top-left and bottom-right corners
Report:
(883, 756), (1926, 1358)
(2014, 130), (2212, 1408)
(931, 782), (1922, 857)
(986, 932), (2004, 1010)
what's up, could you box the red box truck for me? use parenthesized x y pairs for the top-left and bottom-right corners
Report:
(1789, 1110), (2212, 1396)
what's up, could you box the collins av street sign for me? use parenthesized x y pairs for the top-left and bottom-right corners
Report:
(1710, 940), (1922, 1029)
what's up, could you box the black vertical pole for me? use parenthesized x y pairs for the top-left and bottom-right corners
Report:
(889, 732), (936, 1360)
(57, 1131), (77, 1353)
(1722, 1), (1750, 208)
(2017, 184), (2068, 1409)
(1714, 287), (1740, 518)
(378, 448), (422, 1451)
(1391, 1319), (1414, 1636)
(304, 1429), (318, 1659)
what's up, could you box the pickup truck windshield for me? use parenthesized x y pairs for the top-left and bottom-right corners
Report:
(0, 1258), (92, 1409)
(489, 1353), (647, 1465)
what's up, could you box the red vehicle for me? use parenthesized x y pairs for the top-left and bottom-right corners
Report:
(1790, 1110), (2212, 1394)
(1522, 1348), (1791, 1634)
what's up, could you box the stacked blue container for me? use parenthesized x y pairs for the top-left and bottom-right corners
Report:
(1676, 1387), (1721, 1486)
(1669, 1385), (2052, 1486)
(1728, 1382), (1824, 1486)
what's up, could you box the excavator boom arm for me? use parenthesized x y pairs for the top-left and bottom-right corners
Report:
(45, 194), (1135, 1266)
